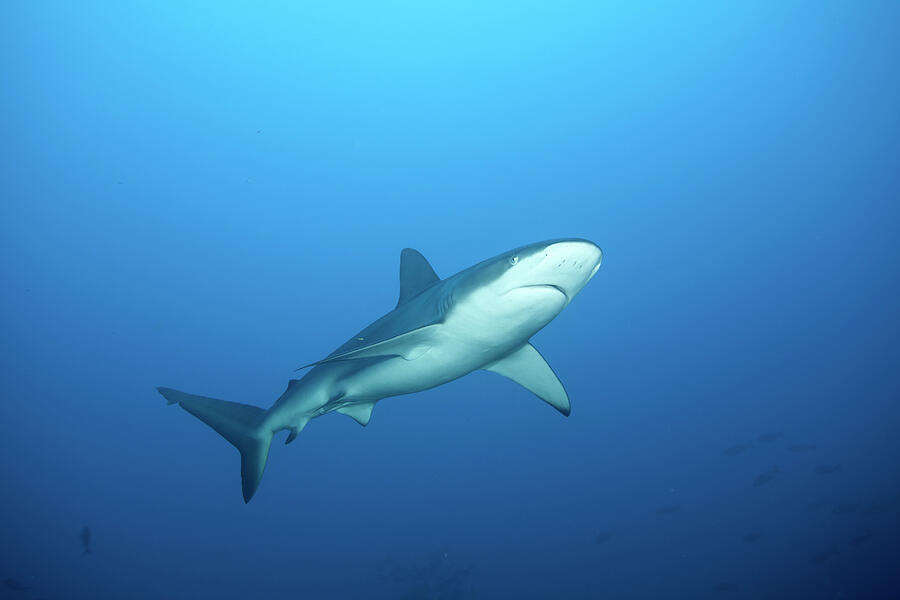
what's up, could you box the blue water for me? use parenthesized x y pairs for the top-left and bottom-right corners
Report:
(2, 2), (899, 598)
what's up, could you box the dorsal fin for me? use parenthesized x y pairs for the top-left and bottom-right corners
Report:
(397, 248), (439, 306)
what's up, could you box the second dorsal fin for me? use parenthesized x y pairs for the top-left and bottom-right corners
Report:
(397, 248), (439, 306)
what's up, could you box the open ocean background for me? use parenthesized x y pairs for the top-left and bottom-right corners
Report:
(2, 2), (899, 598)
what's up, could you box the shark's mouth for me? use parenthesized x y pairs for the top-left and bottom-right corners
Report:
(520, 284), (569, 302)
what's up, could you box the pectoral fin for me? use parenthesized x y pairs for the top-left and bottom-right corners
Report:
(484, 343), (571, 416)
(297, 324), (439, 369)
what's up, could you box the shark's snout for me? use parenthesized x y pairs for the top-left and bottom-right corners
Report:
(538, 239), (602, 300)
(544, 239), (601, 267)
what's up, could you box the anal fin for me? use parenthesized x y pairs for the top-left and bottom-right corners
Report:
(284, 417), (310, 444)
(337, 402), (376, 427)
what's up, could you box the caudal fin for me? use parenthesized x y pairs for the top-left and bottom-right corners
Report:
(157, 387), (273, 503)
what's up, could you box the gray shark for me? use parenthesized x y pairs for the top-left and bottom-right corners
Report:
(158, 239), (602, 502)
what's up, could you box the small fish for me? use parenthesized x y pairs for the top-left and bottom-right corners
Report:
(862, 491), (900, 515)
(756, 431), (783, 443)
(832, 503), (859, 515)
(753, 466), (780, 487)
(3, 578), (27, 592)
(742, 533), (763, 543)
(811, 547), (837, 564)
(595, 531), (614, 544)
(849, 532), (872, 546)
(655, 505), (681, 516)
(724, 442), (753, 457)
(787, 443), (816, 453)
(81, 525), (92, 555)
(814, 464), (842, 475)
(714, 582), (739, 592)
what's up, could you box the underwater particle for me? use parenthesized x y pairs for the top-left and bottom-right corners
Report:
(724, 442), (754, 457)
(814, 464), (843, 475)
(81, 525), (92, 554)
(655, 505), (681, 516)
(595, 531), (614, 544)
(787, 443), (817, 453)
(862, 491), (900, 515)
(863, 493), (900, 515)
(849, 532), (872, 546)
(752, 466), (780, 488)
(3, 578), (27, 592)
(811, 547), (838, 564)
(376, 547), (476, 598)
(831, 503), (860, 515)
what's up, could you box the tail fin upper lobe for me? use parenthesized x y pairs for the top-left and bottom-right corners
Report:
(157, 387), (273, 503)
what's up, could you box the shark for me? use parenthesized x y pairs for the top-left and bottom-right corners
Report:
(158, 238), (603, 502)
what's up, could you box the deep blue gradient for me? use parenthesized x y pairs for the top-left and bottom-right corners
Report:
(2, 2), (899, 598)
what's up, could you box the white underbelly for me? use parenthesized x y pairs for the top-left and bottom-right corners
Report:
(338, 336), (500, 401)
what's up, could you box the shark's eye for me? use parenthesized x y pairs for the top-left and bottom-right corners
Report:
(508, 255), (519, 266)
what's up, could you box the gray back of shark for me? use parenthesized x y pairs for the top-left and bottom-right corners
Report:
(158, 239), (603, 502)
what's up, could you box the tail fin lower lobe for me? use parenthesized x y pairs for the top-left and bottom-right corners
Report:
(157, 387), (272, 503)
